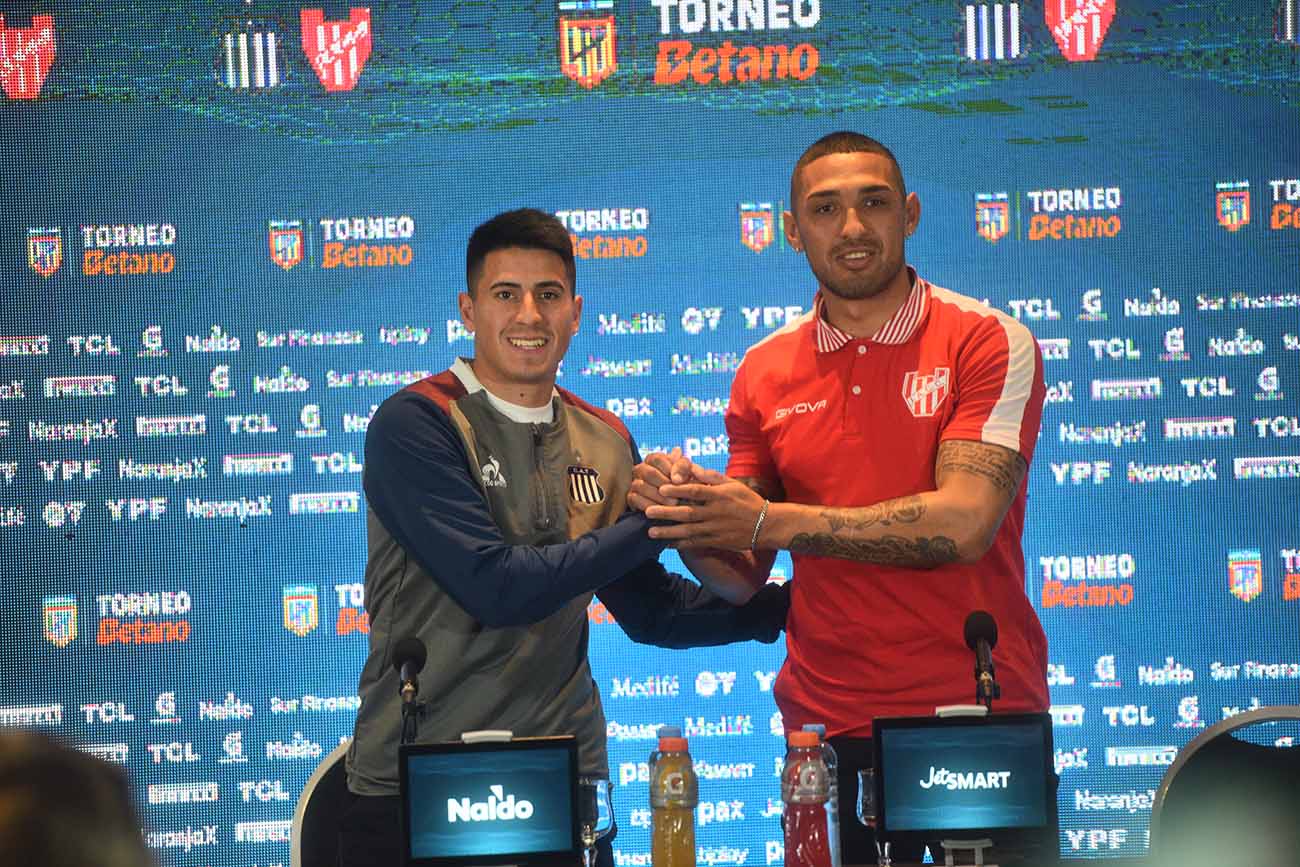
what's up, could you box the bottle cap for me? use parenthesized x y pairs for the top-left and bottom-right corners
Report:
(802, 723), (827, 736)
(787, 730), (820, 747)
(658, 736), (688, 751)
(657, 725), (682, 738)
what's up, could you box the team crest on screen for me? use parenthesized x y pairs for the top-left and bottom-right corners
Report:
(43, 594), (77, 648)
(1278, 0), (1300, 44)
(962, 2), (1024, 61)
(1046, 0), (1115, 62)
(975, 193), (1010, 243)
(567, 465), (606, 504)
(0, 14), (56, 100)
(268, 220), (304, 270)
(1215, 181), (1250, 232)
(27, 227), (61, 277)
(1227, 549), (1263, 603)
(902, 367), (951, 418)
(557, 2), (616, 89)
(216, 17), (284, 90)
(282, 584), (319, 636)
(738, 202), (775, 253)
(300, 8), (371, 92)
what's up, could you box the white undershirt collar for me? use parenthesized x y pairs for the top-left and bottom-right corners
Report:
(452, 357), (555, 424)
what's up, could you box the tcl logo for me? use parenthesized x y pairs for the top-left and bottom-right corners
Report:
(146, 742), (201, 763)
(774, 399), (826, 421)
(239, 780), (292, 802)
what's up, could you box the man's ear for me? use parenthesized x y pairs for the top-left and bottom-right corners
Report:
(783, 211), (802, 252)
(457, 291), (476, 332)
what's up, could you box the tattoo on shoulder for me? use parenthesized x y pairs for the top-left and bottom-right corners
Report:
(935, 440), (1026, 495)
(821, 495), (926, 532)
(788, 532), (960, 566)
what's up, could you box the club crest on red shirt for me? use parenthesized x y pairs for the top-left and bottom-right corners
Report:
(902, 367), (951, 418)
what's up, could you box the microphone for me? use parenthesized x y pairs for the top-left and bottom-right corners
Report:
(392, 637), (427, 706)
(963, 610), (1001, 709)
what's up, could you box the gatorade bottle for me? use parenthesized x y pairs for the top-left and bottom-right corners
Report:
(783, 729), (832, 867)
(647, 724), (683, 778)
(802, 724), (841, 867)
(650, 734), (697, 867)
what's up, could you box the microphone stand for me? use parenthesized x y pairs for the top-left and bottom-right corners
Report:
(976, 660), (1001, 712)
(399, 676), (421, 745)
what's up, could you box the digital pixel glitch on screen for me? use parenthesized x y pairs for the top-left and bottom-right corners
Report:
(3, 1), (1299, 863)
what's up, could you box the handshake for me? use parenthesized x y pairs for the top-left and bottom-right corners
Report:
(628, 448), (772, 552)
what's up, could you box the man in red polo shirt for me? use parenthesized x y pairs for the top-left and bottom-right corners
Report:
(630, 131), (1053, 864)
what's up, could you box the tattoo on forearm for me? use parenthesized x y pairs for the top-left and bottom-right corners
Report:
(789, 532), (960, 566)
(936, 440), (1026, 495)
(821, 495), (926, 532)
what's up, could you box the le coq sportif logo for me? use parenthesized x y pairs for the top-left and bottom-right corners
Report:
(919, 766), (1012, 791)
(447, 785), (536, 823)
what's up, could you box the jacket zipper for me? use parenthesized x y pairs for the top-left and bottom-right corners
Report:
(532, 424), (551, 530)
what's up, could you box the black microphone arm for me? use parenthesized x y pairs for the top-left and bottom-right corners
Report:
(963, 610), (1001, 709)
(392, 637), (428, 745)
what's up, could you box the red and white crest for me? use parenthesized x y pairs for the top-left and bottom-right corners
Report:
(300, 8), (371, 92)
(902, 367), (951, 418)
(1046, 0), (1115, 62)
(0, 14), (56, 100)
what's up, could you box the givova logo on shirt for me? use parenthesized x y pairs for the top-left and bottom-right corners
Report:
(447, 785), (535, 822)
(480, 456), (507, 488)
(902, 367), (951, 418)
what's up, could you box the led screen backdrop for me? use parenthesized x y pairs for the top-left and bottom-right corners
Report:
(4, 0), (1299, 863)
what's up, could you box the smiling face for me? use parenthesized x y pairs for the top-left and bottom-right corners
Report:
(784, 150), (920, 304)
(458, 246), (582, 407)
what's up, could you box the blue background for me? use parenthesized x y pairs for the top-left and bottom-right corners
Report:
(3, 0), (1299, 863)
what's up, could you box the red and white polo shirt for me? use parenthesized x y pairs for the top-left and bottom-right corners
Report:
(726, 269), (1049, 737)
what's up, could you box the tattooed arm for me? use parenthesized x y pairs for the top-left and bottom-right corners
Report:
(646, 439), (1026, 569)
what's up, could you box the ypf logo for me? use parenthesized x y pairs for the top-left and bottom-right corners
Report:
(1047, 0), (1115, 62)
(300, 8), (371, 92)
(902, 367), (951, 417)
(0, 14), (56, 100)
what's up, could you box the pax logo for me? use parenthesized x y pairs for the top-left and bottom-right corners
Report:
(774, 399), (826, 421)
(447, 785), (535, 823)
(902, 367), (950, 417)
(300, 8), (371, 92)
(0, 15), (56, 100)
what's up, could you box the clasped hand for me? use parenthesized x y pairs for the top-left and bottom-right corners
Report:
(627, 449), (766, 550)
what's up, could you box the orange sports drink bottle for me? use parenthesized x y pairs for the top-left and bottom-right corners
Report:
(649, 734), (698, 867)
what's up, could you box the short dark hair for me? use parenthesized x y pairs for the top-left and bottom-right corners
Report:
(791, 131), (907, 203)
(0, 730), (153, 866)
(465, 208), (576, 295)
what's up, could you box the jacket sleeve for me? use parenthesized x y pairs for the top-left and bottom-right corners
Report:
(363, 391), (667, 628)
(596, 564), (791, 649)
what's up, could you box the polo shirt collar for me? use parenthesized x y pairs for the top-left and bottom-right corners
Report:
(812, 266), (928, 353)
